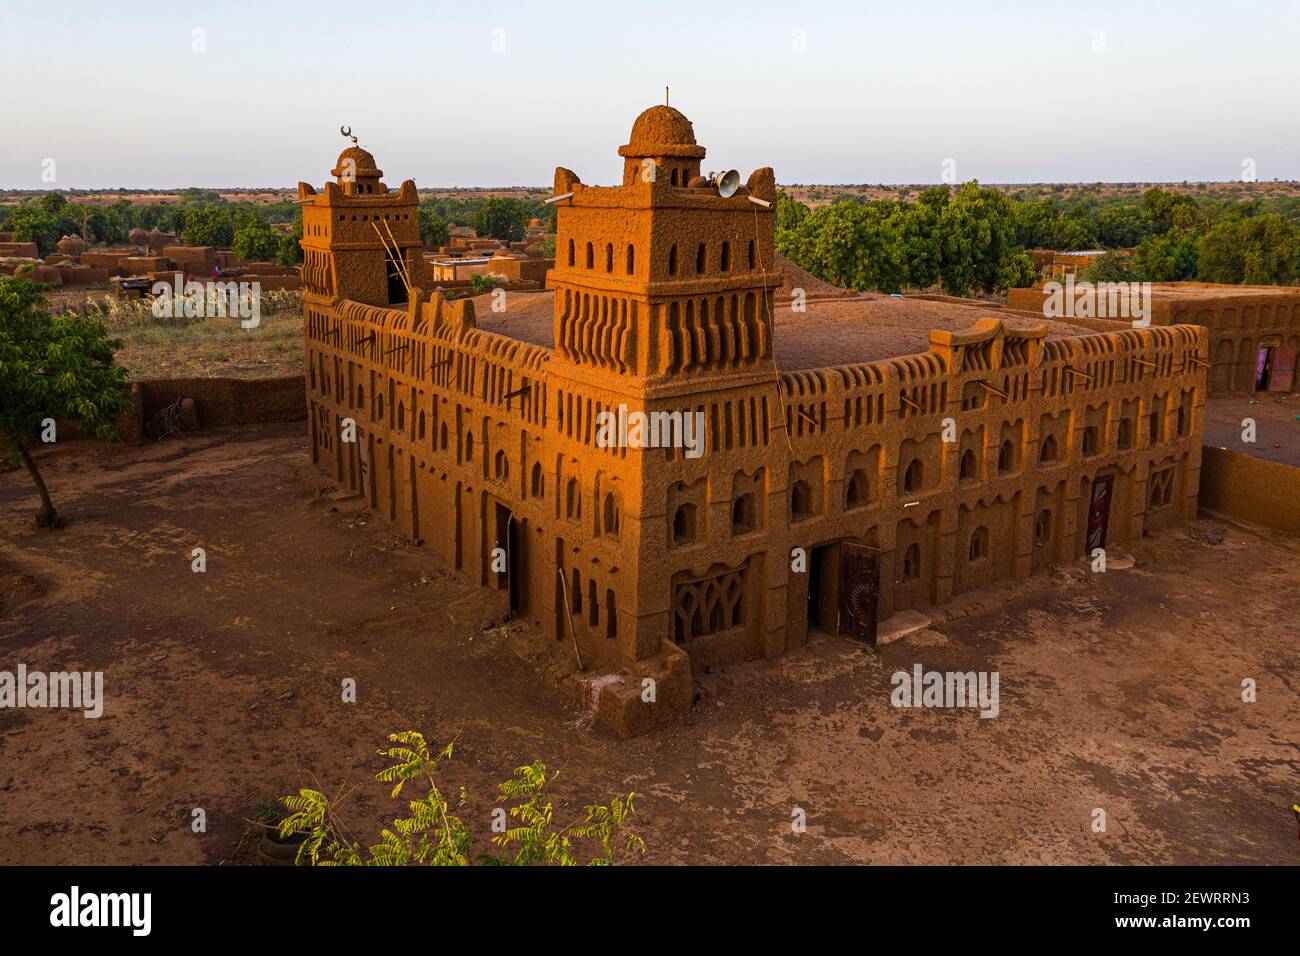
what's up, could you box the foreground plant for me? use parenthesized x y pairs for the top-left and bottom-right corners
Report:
(275, 731), (645, 866)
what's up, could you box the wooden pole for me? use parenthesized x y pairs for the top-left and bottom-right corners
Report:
(557, 569), (584, 671)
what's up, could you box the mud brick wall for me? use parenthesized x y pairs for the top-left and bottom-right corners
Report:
(1199, 445), (1300, 533)
(136, 376), (307, 431)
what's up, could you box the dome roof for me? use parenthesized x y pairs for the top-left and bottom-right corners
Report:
(332, 145), (382, 179)
(618, 105), (706, 159)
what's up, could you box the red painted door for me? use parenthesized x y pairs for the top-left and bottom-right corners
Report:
(1086, 475), (1114, 553)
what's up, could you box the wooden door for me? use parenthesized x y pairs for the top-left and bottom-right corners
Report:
(1268, 347), (1296, 392)
(1086, 475), (1114, 553)
(839, 544), (880, 643)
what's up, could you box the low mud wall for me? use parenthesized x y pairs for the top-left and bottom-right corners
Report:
(131, 376), (306, 439)
(1199, 445), (1300, 534)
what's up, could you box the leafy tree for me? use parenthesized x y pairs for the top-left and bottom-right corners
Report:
(474, 197), (526, 243)
(1080, 251), (1141, 283)
(232, 216), (279, 262)
(274, 730), (645, 866)
(0, 279), (132, 527)
(417, 203), (451, 248)
(1197, 212), (1300, 285)
(181, 205), (234, 248)
(1135, 231), (1199, 281)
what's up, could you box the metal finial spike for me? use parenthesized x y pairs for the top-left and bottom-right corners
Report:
(665, 86), (669, 106)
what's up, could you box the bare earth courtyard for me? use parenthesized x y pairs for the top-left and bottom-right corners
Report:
(1, 424), (1297, 865)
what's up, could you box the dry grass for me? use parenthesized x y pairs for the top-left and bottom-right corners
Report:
(76, 289), (305, 380)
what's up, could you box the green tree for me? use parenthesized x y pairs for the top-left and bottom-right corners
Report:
(418, 203), (451, 248)
(181, 205), (234, 248)
(474, 197), (526, 242)
(232, 216), (279, 262)
(0, 279), (132, 527)
(1197, 212), (1300, 285)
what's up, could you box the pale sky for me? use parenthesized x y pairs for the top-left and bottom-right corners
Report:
(3, 0), (1299, 189)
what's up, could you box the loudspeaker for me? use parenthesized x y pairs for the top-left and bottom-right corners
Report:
(716, 169), (741, 198)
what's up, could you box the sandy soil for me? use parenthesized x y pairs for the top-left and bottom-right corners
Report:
(1205, 394), (1300, 467)
(1, 425), (1297, 865)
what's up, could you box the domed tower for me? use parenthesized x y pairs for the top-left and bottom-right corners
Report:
(331, 145), (386, 196)
(297, 142), (420, 307)
(547, 103), (779, 385)
(617, 105), (706, 187)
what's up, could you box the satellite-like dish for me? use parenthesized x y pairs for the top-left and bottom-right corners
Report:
(716, 169), (741, 198)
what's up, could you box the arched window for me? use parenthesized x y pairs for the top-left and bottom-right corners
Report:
(464, 432), (474, 461)
(998, 439), (1015, 473)
(571, 570), (582, 613)
(418, 410), (426, 440)
(846, 469), (869, 509)
(671, 168), (679, 186)
(587, 580), (598, 627)
(720, 241), (730, 272)
(1039, 434), (1058, 463)
(695, 243), (706, 274)
(605, 243), (614, 272)
(531, 462), (544, 498)
(440, 423), (448, 450)
(626, 245), (635, 275)
(902, 543), (921, 580)
(790, 480), (812, 519)
(903, 459), (923, 492)
(969, 526), (989, 561)
(397, 402), (405, 432)
(585, 242), (594, 269)
(668, 245), (677, 276)
(959, 449), (977, 480)
(1118, 418), (1134, 449)
(605, 589), (617, 639)
(672, 503), (696, 545)
(567, 239), (574, 267)
(377, 392), (385, 421)
(566, 478), (580, 519)
(603, 493), (619, 536)
(1034, 509), (1052, 547)
(1083, 426), (1099, 456)
(732, 493), (755, 533)
(494, 449), (508, 481)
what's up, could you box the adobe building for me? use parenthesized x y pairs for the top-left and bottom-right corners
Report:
(1007, 283), (1300, 397)
(299, 107), (1209, 735)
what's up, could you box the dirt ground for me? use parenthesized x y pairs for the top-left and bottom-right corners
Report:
(1, 425), (1297, 865)
(1205, 393), (1300, 467)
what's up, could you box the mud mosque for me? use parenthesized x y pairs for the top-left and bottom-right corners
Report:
(297, 105), (1208, 734)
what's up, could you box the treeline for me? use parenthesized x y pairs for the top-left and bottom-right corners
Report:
(0, 189), (303, 264)
(776, 184), (1300, 296)
(0, 189), (559, 264)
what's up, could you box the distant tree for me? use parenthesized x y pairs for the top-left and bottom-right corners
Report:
(474, 197), (526, 243)
(0, 279), (132, 527)
(1080, 251), (1141, 283)
(1197, 212), (1300, 285)
(182, 205), (234, 248)
(232, 216), (279, 262)
(1135, 231), (1199, 282)
(417, 203), (451, 249)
